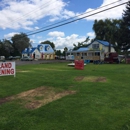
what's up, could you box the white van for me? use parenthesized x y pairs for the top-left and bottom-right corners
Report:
(0, 56), (5, 61)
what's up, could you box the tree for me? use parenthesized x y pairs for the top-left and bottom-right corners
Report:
(55, 50), (61, 57)
(73, 36), (90, 50)
(11, 33), (31, 54)
(93, 19), (105, 40)
(73, 42), (83, 50)
(93, 19), (122, 52)
(120, 1), (130, 54)
(63, 47), (68, 56)
(2, 39), (14, 56)
(0, 40), (14, 57)
(0, 40), (6, 56)
(40, 40), (55, 50)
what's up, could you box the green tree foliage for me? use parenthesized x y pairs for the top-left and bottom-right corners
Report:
(73, 36), (90, 50)
(55, 50), (61, 57)
(63, 47), (68, 56)
(93, 19), (122, 52)
(11, 33), (31, 54)
(120, 1), (130, 53)
(2, 39), (14, 55)
(0, 40), (6, 56)
(0, 40), (14, 57)
(40, 40), (55, 50)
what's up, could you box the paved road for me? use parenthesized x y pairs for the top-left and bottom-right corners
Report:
(10, 59), (70, 66)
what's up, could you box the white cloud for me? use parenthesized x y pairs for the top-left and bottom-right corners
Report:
(34, 26), (40, 30)
(4, 32), (20, 39)
(51, 34), (86, 50)
(48, 31), (65, 37)
(62, 9), (76, 19)
(0, 0), (76, 30)
(33, 32), (89, 50)
(83, 0), (127, 21)
(87, 32), (95, 38)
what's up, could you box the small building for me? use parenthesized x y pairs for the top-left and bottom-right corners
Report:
(22, 44), (55, 60)
(66, 40), (116, 61)
(37, 44), (55, 60)
(22, 47), (41, 59)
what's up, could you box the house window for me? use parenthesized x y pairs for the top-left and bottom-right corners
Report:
(77, 53), (80, 56)
(95, 52), (100, 56)
(84, 53), (87, 56)
(92, 44), (99, 49)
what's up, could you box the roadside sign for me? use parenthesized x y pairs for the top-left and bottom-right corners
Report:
(0, 62), (16, 77)
(75, 60), (84, 70)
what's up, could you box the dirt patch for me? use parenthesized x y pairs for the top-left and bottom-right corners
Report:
(16, 70), (30, 73)
(0, 97), (11, 105)
(0, 87), (76, 110)
(34, 68), (69, 71)
(74, 76), (85, 81)
(74, 76), (107, 82)
(82, 76), (107, 82)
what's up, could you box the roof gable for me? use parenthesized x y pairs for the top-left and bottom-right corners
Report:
(96, 40), (110, 46)
(22, 44), (54, 54)
(88, 40), (112, 47)
(22, 47), (37, 54)
(38, 44), (54, 53)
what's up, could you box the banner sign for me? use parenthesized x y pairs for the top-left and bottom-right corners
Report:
(0, 62), (16, 77)
(75, 60), (84, 70)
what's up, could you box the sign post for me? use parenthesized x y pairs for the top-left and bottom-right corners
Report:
(0, 62), (16, 77)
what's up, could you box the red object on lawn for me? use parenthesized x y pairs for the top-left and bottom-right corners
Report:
(75, 60), (84, 70)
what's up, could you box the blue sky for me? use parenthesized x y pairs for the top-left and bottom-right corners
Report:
(0, 0), (128, 50)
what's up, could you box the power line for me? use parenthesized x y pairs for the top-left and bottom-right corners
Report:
(26, 0), (124, 35)
(27, 1), (128, 36)
(1, 0), (128, 41)
(0, 0), (124, 32)
(0, 0), (56, 28)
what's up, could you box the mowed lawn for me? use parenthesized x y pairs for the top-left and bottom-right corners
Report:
(0, 62), (130, 130)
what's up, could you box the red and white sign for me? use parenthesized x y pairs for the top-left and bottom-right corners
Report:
(0, 62), (16, 77)
(75, 60), (84, 70)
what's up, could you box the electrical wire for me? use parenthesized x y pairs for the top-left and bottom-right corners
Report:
(1, 0), (128, 41)
(0, 0), (56, 28)
(26, 0), (124, 34)
(0, 0), (124, 31)
(27, 1), (128, 36)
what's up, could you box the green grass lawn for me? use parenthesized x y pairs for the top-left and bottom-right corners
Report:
(0, 63), (130, 130)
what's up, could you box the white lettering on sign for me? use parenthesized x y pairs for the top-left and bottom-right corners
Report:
(0, 62), (15, 77)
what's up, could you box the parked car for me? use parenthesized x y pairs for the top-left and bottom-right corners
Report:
(7, 56), (13, 60)
(0, 56), (5, 61)
(21, 56), (33, 61)
(104, 52), (119, 63)
(14, 56), (21, 60)
(59, 56), (65, 60)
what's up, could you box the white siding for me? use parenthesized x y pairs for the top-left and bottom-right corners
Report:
(33, 49), (41, 59)
(88, 41), (115, 53)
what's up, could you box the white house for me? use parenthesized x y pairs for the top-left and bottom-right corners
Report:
(22, 44), (55, 60)
(66, 40), (116, 61)
(88, 40), (115, 53)
(22, 47), (41, 59)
